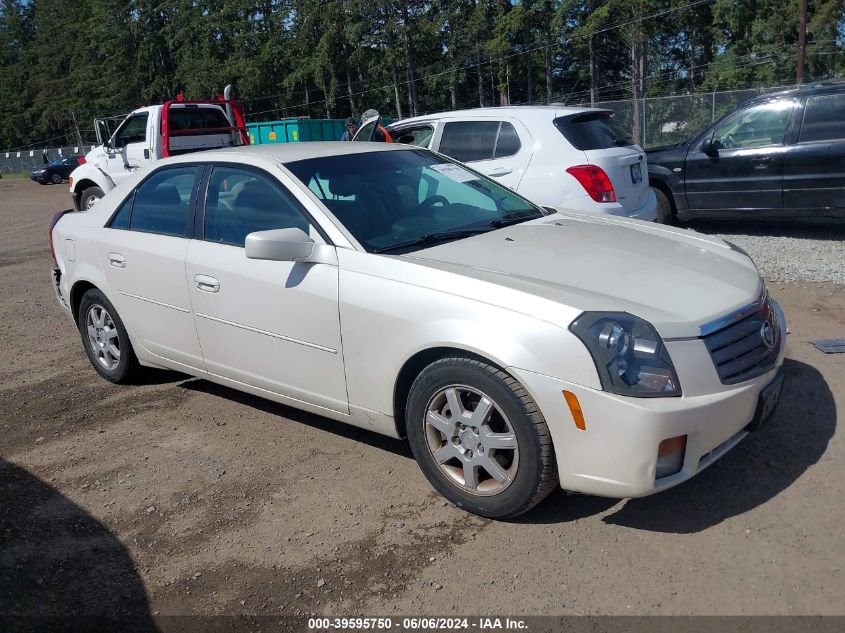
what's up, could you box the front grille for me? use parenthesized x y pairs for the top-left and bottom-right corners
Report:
(703, 296), (781, 385)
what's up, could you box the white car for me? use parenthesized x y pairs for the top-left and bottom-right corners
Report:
(356, 106), (658, 221)
(50, 143), (786, 518)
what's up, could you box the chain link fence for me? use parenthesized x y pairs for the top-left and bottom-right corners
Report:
(578, 84), (798, 149)
(1, 84), (801, 172)
(0, 145), (95, 176)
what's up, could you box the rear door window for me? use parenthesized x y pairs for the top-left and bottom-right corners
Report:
(438, 121), (499, 161)
(125, 165), (201, 237)
(799, 94), (845, 143)
(554, 112), (632, 150)
(494, 122), (521, 158)
(438, 121), (522, 162)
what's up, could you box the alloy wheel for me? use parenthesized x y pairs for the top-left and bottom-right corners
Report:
(86, 304), (120, 371)
(424, 385), (519, 496)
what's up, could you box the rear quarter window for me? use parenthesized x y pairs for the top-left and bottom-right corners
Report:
(554, 112), (633, 150)
(799, 94), (845, 143)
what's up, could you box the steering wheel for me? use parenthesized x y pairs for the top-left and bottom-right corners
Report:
(723, 133), (737, 149)
(417, 195), (449, 212)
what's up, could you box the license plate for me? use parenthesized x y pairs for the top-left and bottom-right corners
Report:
(748, 368), (786, 432)
(630, 162), (642, 184)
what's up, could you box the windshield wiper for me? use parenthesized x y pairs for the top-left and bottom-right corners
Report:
(373, 229), (489, 254)
(488, 213), (541, 228)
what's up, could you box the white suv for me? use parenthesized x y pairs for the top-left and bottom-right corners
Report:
(357, 106), (657, 221)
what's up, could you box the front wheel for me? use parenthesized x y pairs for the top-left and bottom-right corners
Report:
(50, 172), (62, 184)
(80, 186), (105, 210)
(77, 288), (140, 383)
(406, 357), (557, 518)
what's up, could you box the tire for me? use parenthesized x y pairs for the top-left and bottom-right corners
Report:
(50, 172), (62, 185)
(406, 357), (557, 518)
(77, 288), (140, 384)
(652, 186), (675, 225)
(80, 186), (105, 210)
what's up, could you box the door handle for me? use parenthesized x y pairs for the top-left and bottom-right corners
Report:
(751, 157), (775, 166)
(194, 274), (220, 293)
(108, 253), (126, 268)
(488, 167), (513, 177)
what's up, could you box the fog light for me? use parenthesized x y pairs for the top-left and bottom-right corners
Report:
(656, 435), (686, 479)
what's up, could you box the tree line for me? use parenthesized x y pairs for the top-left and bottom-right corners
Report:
(0, 0), (843, 150)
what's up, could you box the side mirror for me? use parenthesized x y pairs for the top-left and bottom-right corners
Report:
(245, 228), (336, 265)
(701, 138), (718, 157)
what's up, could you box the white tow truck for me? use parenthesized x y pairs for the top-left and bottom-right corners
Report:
(69, 86), (249, 210)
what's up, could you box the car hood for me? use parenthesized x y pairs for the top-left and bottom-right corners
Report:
(405, 213), (763, 339)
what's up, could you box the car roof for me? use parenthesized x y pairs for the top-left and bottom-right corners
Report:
(748, 79), (845, 103)
(166, 141), (415, 165)
(392, 105), (606, 126)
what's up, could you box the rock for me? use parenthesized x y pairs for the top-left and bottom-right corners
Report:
(146, 506), (156, 514)
(35, 436), (45, 444)
(317, 579), (326, 588)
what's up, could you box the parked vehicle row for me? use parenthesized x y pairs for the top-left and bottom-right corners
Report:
(51, 142), (786, 518)
(355, 106), (658, 221)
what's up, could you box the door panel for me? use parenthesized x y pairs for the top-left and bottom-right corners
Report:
(186, 164), (348, 413)
(107, 113), (150, 186)
(96, 164), (204, 370)
(784, 94), (845, 210)
(98, 230), (204, 370)
(186, 241), (347, 412)
(434, 119), (531, 190)
(685, 100), (794, 212)
(684, 145), (787, 211)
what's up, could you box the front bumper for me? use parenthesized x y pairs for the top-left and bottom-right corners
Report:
(508, 303), (787, 498)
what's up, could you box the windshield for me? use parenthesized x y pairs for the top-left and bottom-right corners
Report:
(555, 111), (633, 150)
(285, 149), (543, 253)
(47, 158), (63, 167)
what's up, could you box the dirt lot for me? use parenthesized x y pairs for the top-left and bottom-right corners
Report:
(1, 179), (843, 619)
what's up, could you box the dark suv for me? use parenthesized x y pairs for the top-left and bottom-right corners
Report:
(647, 81), (845, 223)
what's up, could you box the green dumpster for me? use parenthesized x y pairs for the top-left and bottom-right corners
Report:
(247, 118), (348, 144)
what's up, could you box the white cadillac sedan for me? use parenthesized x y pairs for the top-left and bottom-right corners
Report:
(49, 142), (786, 518)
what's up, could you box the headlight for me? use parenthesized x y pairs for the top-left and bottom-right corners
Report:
(570, 312), (681, 397)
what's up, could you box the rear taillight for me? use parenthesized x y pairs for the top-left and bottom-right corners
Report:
(77, 156), (86, 165)
(49, 210), (71, 265)
(566, 165), (617, 203)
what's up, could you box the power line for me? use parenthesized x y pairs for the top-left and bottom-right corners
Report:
(245, 0), (719, 118)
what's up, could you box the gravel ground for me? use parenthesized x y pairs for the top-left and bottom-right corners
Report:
(1, 180), (843, 621)
(688, 219), (845, 284)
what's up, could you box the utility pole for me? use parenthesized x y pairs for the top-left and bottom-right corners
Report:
(70, 111), (85, 149)
(797, 0), (808, 84)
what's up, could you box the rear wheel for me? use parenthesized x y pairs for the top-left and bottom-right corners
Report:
(77, 288), (140, 384)
(50, 172), (62, 184)
(80, 186), (105, 210)
(406, 357), (557, 518)
(653, 187), (675, 225)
